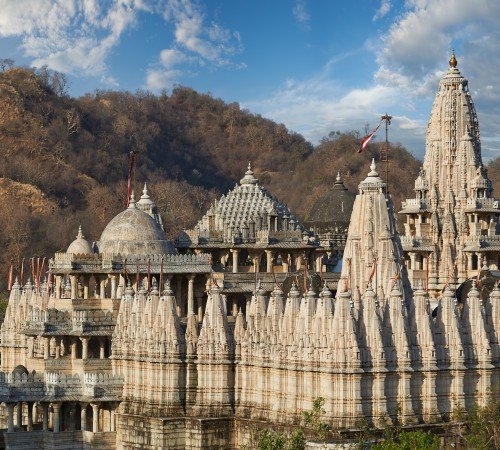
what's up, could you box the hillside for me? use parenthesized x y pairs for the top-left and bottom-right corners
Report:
(0, 65), (496, 290)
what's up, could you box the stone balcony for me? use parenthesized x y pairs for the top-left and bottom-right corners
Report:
(400, 198), (430, 213)
(465, 197), (499, 212)
(464, 234), (500, 251)
(50, 251), (211, 274)
(221, 271), (340, 293)
(22, 309), (115, 337)
(27, 357), (112, 375)
(0, 371), (123, 403)
(400, 236), (435, 251)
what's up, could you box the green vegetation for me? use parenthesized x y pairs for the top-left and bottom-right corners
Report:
(250, 396), (500, 449)
(253, 397), (329, 450)
(372, 430), (440, 450)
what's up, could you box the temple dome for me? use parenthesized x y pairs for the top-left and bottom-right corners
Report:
(306, 171), (355, 229)
(67, 226), (93, 255)
(98, 193), (174, 256)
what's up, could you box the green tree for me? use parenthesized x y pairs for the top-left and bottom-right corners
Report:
(372, 430), (440, 450)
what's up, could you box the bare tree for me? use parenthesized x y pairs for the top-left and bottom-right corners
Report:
(66, 109), (80, 135)
(0, 58), (14, 71)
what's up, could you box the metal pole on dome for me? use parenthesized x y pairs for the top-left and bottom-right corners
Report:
(380, 113), (392, 193)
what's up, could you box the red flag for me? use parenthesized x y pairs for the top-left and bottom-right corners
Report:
(30, 258), (35, 282)
(126, 151), (136, 206)
(47, 272), (52, 293)
(7, 265), (13, 291)
(20, 259), (24, 285)
(159, 257), (164, 293)
(368, 257), (378, 283)
(358, 121), (382, 153)
(147, 258), (151, 291)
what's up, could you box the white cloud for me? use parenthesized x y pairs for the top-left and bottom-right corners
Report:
(145, 67), (181, 90)
(247, 0), (500, 161)
(293, 1), (310, 27)
(375, 0), (500, 158)
(373, 0), (391, 21)
(0, 0), (148, 82)
(160, 48), (188, 66)
(145, 0), (243, 90)
(243, 65), (405, 146)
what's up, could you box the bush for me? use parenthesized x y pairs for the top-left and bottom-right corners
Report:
(372, 430), (440, 450)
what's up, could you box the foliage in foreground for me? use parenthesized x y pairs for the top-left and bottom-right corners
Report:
(251, 395), (500, 450)
(252, 397), (330, 450)
(372, 430), (440, 450)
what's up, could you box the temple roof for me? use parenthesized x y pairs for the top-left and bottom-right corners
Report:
(177, 163), (313, 248)
(339, 160), (410, 298)
(66, 226), (93, 255)
(98, 192), (175, 256)
(306, 172), (355, 229)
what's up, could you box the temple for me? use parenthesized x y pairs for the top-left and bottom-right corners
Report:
(400, 52), (500, 294)
(0, 53), (497, 449)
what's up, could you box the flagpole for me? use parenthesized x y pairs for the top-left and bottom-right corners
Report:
(381, 113), (392, 193)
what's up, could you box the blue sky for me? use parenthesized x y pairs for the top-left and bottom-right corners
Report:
(1, 0), (500, 161)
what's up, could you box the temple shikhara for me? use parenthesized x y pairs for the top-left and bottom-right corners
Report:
(0, 54), (498, 449)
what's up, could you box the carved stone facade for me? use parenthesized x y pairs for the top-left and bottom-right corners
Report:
(0, 54), (498, 449)
(400, 52), (500, 294)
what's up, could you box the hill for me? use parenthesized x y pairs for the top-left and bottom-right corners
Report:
(1, 65), (496, 290)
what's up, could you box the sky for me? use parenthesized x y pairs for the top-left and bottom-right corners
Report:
(0, 0), (500, 161)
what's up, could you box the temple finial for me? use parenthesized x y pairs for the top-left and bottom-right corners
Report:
(77, 225), (84, 239)
(128, 191), (136, 208)
(449, 50), (457, 68)
(368, 158), (378, 177)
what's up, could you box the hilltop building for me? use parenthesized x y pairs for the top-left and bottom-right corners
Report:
(0, 53), (497, 449)
(400, 52), (500, 294)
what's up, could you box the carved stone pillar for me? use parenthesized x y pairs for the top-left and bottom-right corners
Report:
(44, 337), (50, 360)
(70, 275), (77, 299)
(99, 278), (106, 299)
(52, 403), (61, 433)
(71, 339), (77, 359)
(99, 339), (105, 359)
(265, 250), (273, 273)
(187, 275), (195, 315)
(81, 337), (89, 360)
(16, 402), (22, 428)
(176, 276), (183, 317)
(42, 403), (48, 431)
(91, 403), (99, 433)
(110, 410), (115, 432)
(231, 249), (239, 273)
(27, 402), (33, 431)
(111, 275), (117, 299)
(252, 255), (260, 273)
(6, 403), (14, 432)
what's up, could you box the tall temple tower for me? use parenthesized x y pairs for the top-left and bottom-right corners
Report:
(400, 52), (500, 294)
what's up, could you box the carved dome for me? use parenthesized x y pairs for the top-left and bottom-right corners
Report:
(98, 194), (174, 256)
(67, 226), (93, 255)
(306, 172), (355, 230)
